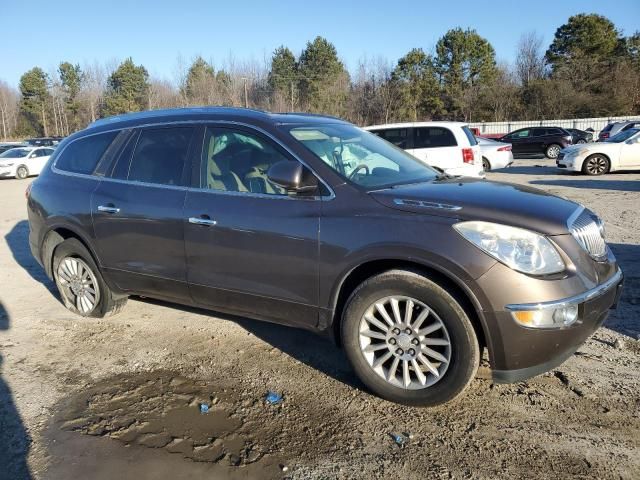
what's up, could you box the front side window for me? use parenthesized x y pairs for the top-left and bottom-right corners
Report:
(200, 127), (290, 195)
(127, 127), (194, 186)
(414, 127), (457, 148)
(288, 124), (438, 189)
(56, 131), (119, 174)
(513, 129), (530, 138)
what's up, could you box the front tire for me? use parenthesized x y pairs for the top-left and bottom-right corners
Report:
(341, 270), (480, 406)
(582, 154), (610, 176)
(53, 238), (127, 318)
(545, 144), (561, 159)
(16, 166), (28, 179)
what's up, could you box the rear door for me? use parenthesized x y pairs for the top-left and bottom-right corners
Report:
(91, 125), (196, 301)
(411, 127), (459, 169)
(183, 125), (321, 327)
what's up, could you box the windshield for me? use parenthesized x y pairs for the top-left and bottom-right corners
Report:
(0, 148), (30, 158)
(288, 124), (438, 189)
(605, 129), (639, 143)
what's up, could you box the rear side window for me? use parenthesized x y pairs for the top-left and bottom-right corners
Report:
(55, 131), (118, 174)
(127, 127), (195, 186)
(461, 126), (477, 146)
(414, 127), (457, 148)
(373, 128), (410, 148)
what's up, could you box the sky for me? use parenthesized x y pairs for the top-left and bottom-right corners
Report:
(1, 0), (639, 88)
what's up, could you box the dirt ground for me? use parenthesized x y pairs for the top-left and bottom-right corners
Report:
(0, 158), (639, 480)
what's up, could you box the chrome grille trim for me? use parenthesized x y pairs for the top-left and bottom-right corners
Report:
(568, 207), (607, 260)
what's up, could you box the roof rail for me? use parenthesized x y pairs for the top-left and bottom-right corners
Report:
(87, 106), (269, 129)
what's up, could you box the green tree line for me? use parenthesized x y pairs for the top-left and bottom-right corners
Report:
(1, 13), (638, 140)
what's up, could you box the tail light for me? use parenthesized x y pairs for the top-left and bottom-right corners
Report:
(600, 133), (609, 139)
(25, 183), (32, 199)
(462, 148), (474, 164)
(497, 145), (512, 152)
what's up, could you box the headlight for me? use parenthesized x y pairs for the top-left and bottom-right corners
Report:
(454, 221), (565, 275)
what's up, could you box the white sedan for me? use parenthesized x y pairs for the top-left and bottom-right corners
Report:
(476, 137), (514, 171)
(557, 128), (640, 175)
(0, 146), (55, 179)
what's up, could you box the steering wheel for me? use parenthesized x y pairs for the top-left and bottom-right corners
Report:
(348, 164), (370, 180)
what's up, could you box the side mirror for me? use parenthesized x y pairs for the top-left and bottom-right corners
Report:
(267, 161), (318, 193)
(29, 153), (37, 158)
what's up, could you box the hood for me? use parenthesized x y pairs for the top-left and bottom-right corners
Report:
(369, 178), (580, 235)
(564, 142), (620, 153)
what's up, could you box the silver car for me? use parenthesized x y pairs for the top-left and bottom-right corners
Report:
(598, 120), (640, 141)
(476, 137), (514, 171)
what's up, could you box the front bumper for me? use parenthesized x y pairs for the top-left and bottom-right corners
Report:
(556, 153), (585, 171)
(0, 167), (16, 177)
(491, 268), (623, 383)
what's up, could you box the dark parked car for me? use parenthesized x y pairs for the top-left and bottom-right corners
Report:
(500, 127), (573, 159)
(566, 128), (593, 144)
(27, 108), (623, 406)
(26, 137), (63, 147)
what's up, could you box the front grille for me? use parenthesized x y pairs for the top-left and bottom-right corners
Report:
(568, 208), (607, 259)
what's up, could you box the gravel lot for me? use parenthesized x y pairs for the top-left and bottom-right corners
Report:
(0, 159), (639, 480)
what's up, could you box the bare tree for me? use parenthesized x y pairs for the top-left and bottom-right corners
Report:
(515, 31), (546, 86)
(148, 78), (181, 109)
(0, 80), (19, 140)
(78, 61), (107, 123)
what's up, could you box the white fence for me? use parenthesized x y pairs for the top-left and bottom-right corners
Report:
(469, 115), (640, 137)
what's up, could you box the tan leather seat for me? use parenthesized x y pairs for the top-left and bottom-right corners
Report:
(207, 135), (247, 192)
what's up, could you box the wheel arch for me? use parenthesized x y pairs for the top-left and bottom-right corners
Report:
(330, 258), (489, 354)
(41, 224), (101, 280)
(583, 152), (612, 174)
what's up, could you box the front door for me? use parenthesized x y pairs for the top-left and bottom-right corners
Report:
(506, 129), (531, 156)
(91, 125), (196, 301)
(619, 133), (640, 167)
(183, 125), (321, 328)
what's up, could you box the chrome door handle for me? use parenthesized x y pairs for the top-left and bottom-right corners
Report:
(98, 205), (120, 214)
(188, 217), (217, 226)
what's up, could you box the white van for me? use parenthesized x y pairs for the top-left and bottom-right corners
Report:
(364, 122), (484, 178)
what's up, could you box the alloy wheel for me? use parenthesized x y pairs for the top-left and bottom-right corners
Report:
(585, 156), (608, 175)
(16, 167), (28, 179)
(56, 257), (100, 315)
(358, 296), (451, 390)
(547, 145), (560, 159)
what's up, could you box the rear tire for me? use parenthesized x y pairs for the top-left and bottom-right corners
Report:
(582, 154), (610, 176)
(16, 166), (28, 179)
(482, 158), (491, 172)
(53, 238), (127, 318)
(341, 270), (480, 407)
(545, 144), (561, 159)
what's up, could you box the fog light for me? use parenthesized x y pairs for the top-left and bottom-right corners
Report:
(512, 304), (579, 329)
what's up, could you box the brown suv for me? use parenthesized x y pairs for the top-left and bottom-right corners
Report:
(27, 108), (623, 406)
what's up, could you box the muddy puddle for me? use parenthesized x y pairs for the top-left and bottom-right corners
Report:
(43, 370), (328, 479)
